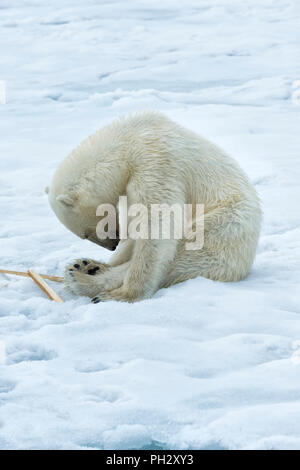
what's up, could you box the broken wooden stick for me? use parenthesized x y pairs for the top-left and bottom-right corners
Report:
(0, 269), (63, 283)
(28, 269), (64, 302)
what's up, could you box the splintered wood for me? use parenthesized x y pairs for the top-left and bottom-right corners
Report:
(0, 269), (63, 283)
(0, 268), (64, 302)
(28, 270), (64, 302)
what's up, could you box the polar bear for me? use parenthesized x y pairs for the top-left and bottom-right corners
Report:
(48, 111), (261, 302)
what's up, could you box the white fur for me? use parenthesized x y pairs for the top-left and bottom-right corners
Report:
(48, 111), (262, 302)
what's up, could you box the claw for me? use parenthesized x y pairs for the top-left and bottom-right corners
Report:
(92, 296), (101, 303)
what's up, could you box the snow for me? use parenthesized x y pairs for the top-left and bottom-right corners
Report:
(0, 0), (300, 450)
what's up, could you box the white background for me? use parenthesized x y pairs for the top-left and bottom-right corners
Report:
(0, 0), (300, 450)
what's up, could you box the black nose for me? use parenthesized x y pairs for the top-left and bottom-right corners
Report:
(110, 240), (119, 250)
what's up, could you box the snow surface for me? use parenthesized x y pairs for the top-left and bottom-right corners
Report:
(0, 0), (300, 450)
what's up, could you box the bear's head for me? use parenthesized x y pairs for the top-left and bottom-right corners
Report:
(47, 179), (119, 251)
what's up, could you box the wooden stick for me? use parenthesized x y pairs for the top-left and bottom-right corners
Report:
(0, 269), (63, 283)
(28, 269), (64, 302)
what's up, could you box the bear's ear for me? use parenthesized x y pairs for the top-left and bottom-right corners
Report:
(56, 193), (75, 207)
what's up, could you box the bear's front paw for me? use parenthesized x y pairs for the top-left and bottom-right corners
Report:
(67, 258), (109, 276)
(64, 258), (109, 297)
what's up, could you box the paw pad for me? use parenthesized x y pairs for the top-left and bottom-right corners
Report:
(66, 259), (104, 277)
(87, 267), (100, 275)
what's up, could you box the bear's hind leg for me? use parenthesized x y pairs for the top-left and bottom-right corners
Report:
(162, 242), (253, 288)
